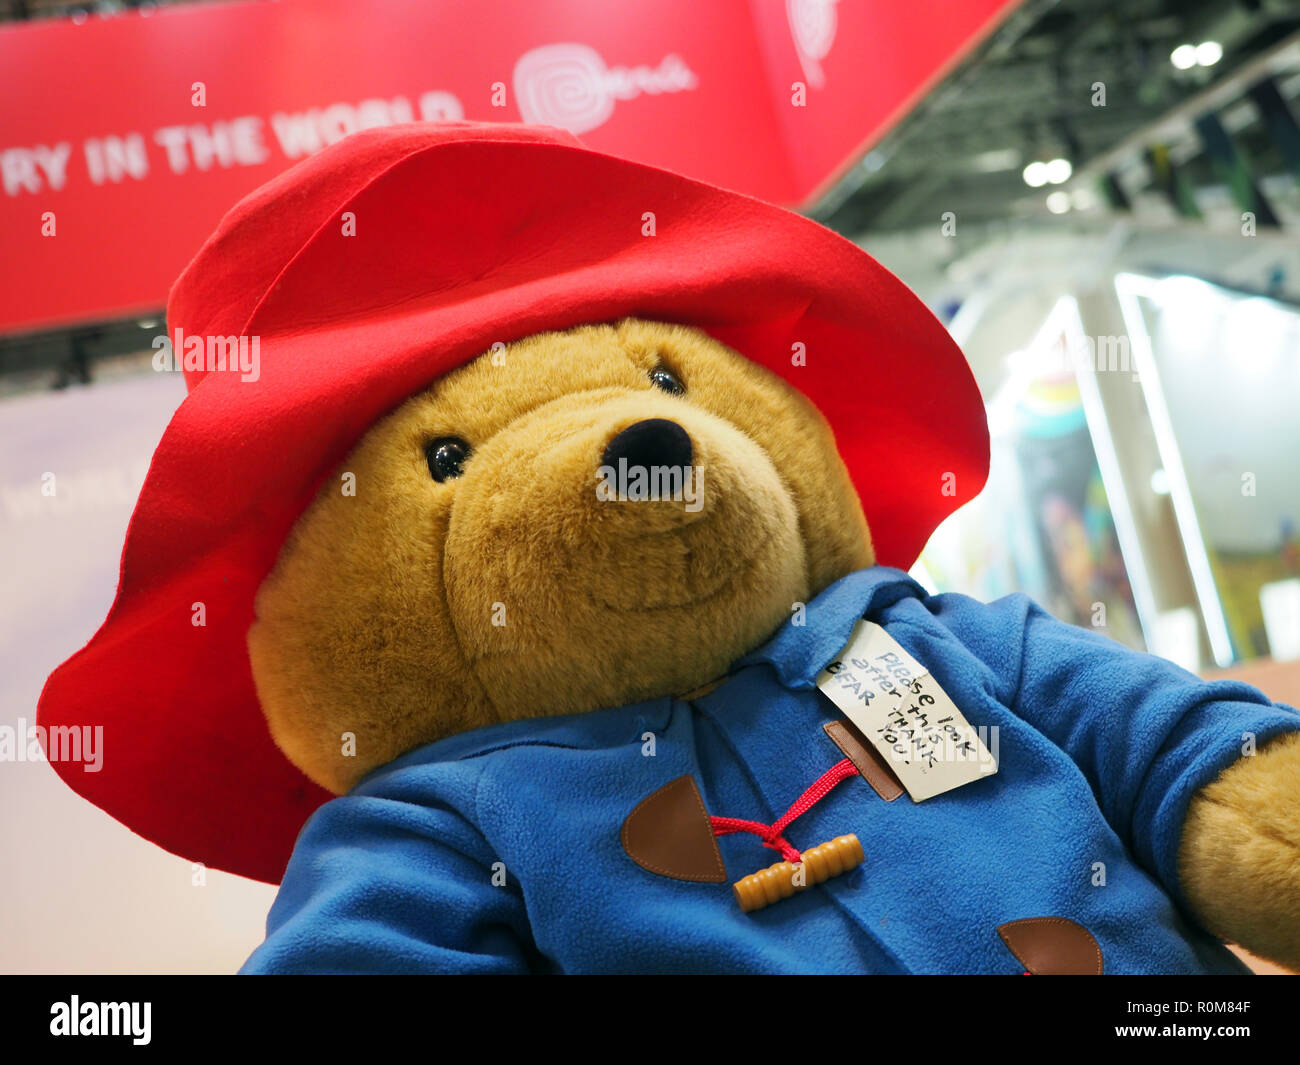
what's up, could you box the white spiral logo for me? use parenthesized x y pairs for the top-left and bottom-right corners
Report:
(514, 43), (615, 135)
(787, 0), (839, 89)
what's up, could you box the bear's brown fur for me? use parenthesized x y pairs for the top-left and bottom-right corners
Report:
(248, 319), (871, 794)
(248, 316), (1300, 971)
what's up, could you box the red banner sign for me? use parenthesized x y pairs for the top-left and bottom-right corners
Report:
(0, 0), (1019, 334)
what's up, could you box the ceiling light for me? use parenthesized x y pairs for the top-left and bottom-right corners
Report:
(861, 150), (886, 173)
(1023, 161), (1049, 187)
(1170, 44), (1198, 70)
(972, 147), (1022, 172)
(1044, 158), (1073, 184)
(1070, 187), (1098, 210)
(1046, 191), (1071, 214)
(1195, 41), (1223, 67)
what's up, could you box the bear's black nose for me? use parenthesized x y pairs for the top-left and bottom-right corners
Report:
(602, 418), (693, 472)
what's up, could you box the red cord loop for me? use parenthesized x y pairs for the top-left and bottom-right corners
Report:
(709, 757), (859, 864)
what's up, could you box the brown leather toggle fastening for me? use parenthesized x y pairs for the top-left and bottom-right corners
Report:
(621, 775), (727, 883)
(996, 917), (1104, 975)
(823, 720), (904, 802)
(733, 834), (864, 913)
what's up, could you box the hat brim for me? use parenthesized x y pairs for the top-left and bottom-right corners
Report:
(38, 132), (988, 883)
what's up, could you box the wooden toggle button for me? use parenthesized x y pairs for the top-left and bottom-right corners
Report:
(733, 833), (863, 913)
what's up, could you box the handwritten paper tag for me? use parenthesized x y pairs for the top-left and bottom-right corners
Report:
(815, 619), (997, 802)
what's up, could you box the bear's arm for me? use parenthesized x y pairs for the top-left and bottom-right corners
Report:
(932, 592), (1300, 921)
(1179, 730), (1300, 970)
(241, 768), (537, 974)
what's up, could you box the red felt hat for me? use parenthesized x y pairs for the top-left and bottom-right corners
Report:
(38, 122), (989, 883)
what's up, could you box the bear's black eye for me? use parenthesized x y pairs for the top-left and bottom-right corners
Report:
(649, 365), (685, 395)
(425, 437), (471, 482)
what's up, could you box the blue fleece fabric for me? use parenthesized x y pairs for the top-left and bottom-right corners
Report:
(242, 567), (1300, 974)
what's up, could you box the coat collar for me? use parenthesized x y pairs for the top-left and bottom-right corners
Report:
(360, 567), (927, 790)
(731, 565), (928, 691)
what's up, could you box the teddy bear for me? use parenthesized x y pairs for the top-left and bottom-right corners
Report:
(38, 122), (1300, 975)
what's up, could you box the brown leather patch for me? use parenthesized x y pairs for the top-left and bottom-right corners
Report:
(621, 775), (727, 883)
(997, 917), (1104, 975)
(823, 720), (904, 802)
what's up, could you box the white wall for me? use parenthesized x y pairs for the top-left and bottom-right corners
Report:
(0, 370), (274, 974)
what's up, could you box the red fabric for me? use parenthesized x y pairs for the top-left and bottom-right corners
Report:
(710, 757), (861, 863)
(37, 122), (988, 883)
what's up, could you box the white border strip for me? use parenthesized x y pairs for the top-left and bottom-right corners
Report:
(1114, 273), (1235, 666)
(1033, 296), (1161, 651)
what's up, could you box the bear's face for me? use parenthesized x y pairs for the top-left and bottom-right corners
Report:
(249, 319), (872, 792)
